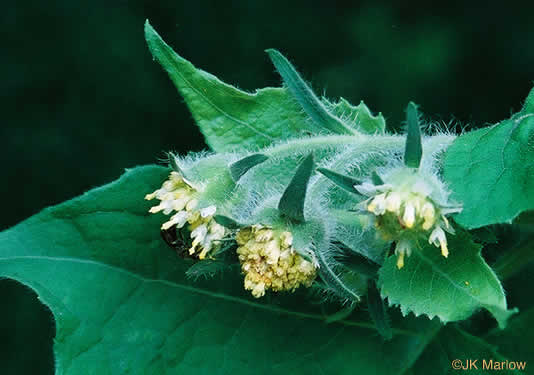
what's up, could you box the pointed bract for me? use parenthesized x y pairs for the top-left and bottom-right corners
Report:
(213, 215), (243, 229)
(404, 102), (423, 168)
(278, 153), (315, 222)
(317, 167), (361, 194)
(229, 153), (269, 182)
(371, 171), (385, 186)
(266, 49), (354, 135)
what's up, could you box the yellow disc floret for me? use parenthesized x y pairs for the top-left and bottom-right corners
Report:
(236, 225), (317, 298)
(145, 171), (226, 259)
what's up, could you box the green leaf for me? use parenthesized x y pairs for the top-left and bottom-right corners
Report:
(278, 153), (315, 222)
(521, 86), (534, 114)
(378, 231), (516, 328)
(145, 22), (313, 152)
(229, 153), (268, 182)
(486, 307), (534, 365)
(266, 49), (355, 135)
(404, 102), (422, 168)
(317, 167), (361, 194)
(443, 111), (534, 228)
(0, 165), (441, 374)
(367, 280), (393, 340)
(323, 97), (386, 134)
(412, 326), (518, 375)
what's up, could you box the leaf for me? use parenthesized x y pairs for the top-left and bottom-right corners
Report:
(0, 165), (440, 374)
(323, 97), (386, 134)
(229, 153), (268, 182)
(412, 326), (518, 375)
(317, 167), (361, 194)
(278, 153), (314, 222)
(367, 280), (393, 340)
(486, 307), (534, 365)
(404, 102), (422, 169)
(378, 231), (516, 328)
(443, 109), (534, 229)
(266, 49), (354, 135)
(521, 86), (534, 114)
(144, 21), (313, 152)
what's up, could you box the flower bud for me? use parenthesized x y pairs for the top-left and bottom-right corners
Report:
(236, 225), (317, 298)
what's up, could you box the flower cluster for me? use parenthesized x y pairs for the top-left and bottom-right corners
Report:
(235, 225), (317, 298)
(145, 171), (226, 259)
(356, 169), (461, 269)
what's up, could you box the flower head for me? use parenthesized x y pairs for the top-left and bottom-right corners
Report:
(356, 167), (461, 269)
(236, 225), (317, 298)
(145, 171), (226, 259)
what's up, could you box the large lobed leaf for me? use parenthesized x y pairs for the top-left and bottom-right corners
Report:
(0, 166), (440, 375)
(144, 22), (311, 152)
(443, 88), (534, 229)
(144, 21), (385, 152)
(378, 231), (516, 328)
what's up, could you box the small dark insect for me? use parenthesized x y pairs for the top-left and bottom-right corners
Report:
(160, 225), (199, 259)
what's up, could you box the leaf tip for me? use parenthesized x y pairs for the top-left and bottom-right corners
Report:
(404, 101), (422, 168)
(278, 152), (315, 222)
(316, 167), (362, 194)
(229, 153), (269, 182)
(521, 86), (534, 114)
(144, 19), (156, 39)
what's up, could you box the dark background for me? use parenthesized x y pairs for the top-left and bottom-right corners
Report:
(2, 1), (533, 373)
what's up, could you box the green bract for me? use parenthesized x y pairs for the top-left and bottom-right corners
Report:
(2, 20), (534, 375)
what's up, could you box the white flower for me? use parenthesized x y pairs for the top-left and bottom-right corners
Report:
(161, 211), (189, 230)
(146, 172), (226, 259)
(402, 203), (416, 228)
(429, 226), (449, 258)
(200, 205), (217, 218)
(395, 240), (412, 269)
(367, 193), (387, 215)
(355, 166), (461, 269)
(421, 202), (436, 230)
(385, 192), (402, 213)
